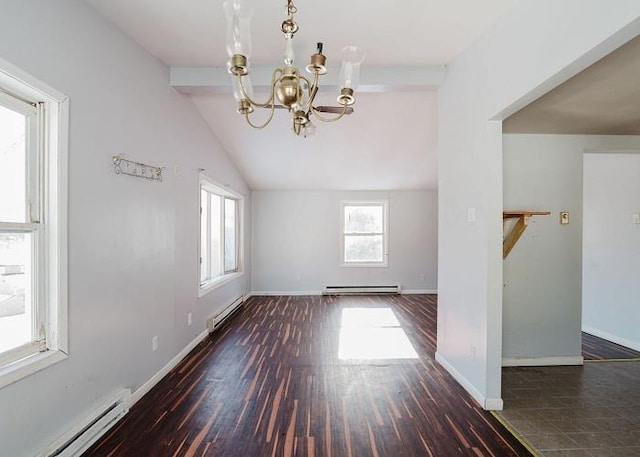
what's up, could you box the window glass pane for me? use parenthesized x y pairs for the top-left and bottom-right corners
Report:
(210, 194), (222, 278)
(224, 199), (237, 271)
(0, 105), (27, 223)
(200, 189), (208, 283)
(344, 235), (383, 262)
(0, 233), (32, 353)
(344, 206), (382, 233)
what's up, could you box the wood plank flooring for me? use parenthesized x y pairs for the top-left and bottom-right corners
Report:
(582, 332), (640, 361)
(83, 295), (531, 456)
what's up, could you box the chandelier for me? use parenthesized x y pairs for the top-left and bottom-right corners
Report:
(223, 0), (364, 137)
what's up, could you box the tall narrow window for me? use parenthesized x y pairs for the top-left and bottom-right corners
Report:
(341, 201), (388, 266)
(199, 176), (243, 294)
(0, 59), (68, 388)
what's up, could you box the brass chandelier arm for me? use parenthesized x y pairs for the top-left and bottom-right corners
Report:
(310, 104), (350, 122)
(302, 74), (320, 112)
(244, 102), (277, 129)
(236, 68), (284, 108)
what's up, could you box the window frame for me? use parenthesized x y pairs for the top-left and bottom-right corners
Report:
(0, 57), (69, 389)
(198, 175), (243, 296)
(340, 200), (389, 267)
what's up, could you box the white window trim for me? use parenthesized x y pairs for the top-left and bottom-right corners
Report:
(340, 200), (389, 268)
(0, 57), (69, 389)
(197, 174), (244, 297)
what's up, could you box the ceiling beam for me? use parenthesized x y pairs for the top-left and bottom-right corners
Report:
(170, 65), (446, 95)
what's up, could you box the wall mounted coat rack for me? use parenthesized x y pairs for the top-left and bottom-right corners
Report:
(113, 154), (164, 182)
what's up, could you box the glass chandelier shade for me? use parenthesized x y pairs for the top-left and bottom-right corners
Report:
(223, 0), (253, 59)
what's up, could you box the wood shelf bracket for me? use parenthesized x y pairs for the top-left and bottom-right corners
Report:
(502, 211), (551, 259)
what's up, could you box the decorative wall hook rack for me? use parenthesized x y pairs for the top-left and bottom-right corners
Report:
(113, 154), (164, 182)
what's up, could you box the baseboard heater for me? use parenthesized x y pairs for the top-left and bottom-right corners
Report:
(322, 285), (401, 295)
(41, 389), (130, 457)
(207, 295), (244, 332)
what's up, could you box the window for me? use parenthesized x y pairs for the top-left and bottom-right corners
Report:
(199, 176), (242, 294)
(0, 58), (68, 388)
(340, 200), (388, 266)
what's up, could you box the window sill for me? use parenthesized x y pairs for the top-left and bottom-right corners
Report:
(0, 349), (68, 390)
(199, 271), (244, 298)
(340, 262), (389, 268)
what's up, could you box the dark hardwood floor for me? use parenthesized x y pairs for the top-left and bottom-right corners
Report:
(582, 332), (640, 361)
(84, 295), (531, 456)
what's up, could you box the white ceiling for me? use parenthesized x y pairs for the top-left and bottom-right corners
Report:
(504, 34), (640, 135)
(85, 0), (518, 190)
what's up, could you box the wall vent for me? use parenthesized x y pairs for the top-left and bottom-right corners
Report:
(207, 295), (244, 332)
(322, 285), (401, 295)
(41, 389), (130, 457)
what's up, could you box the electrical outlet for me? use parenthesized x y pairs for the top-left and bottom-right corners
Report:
(632, 213), (640, 224)
(420, 273), (426, 282)
(187, 312), (192, 326)
(152, 336), (158, 352)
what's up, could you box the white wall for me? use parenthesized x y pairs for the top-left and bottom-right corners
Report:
(583, 152), (640, 351)
(251, 190), (437, 294)
(437, 1), (640, 409)
(502, 135), (640, 364)
(0, 1), (250, 456)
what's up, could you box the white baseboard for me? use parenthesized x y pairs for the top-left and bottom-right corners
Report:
(401, 289), (438, 294)
(130, 329), (209, 405)
(502, 355), (583, 367)
(249, 290), (322, 296)
(435, 351), (502, 410)
(582, 326), (640, 352)
(249, 290), (437, 296)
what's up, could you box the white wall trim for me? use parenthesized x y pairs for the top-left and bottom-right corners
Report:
(129, 330), (209, 405)
(400, 289), (437, 294)
(435, 351), (497, 410)
(484, 398), (504, 410)
(582, 327), (640, 352)
(502, 356), (584, 367)
(250, 290), (322, 296)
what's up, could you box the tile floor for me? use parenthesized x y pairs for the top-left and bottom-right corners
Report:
(499, 362), (640, 456)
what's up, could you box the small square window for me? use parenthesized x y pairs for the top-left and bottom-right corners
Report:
(340, 201), (388, 267)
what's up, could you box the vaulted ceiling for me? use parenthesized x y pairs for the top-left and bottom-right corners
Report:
(504, 34), (640, 135)
(85, 0), (518, 190)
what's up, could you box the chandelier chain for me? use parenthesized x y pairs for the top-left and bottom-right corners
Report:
(286, 0), (297, 17)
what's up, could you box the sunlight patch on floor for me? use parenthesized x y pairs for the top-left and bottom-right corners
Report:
(338, 307), (418, 360)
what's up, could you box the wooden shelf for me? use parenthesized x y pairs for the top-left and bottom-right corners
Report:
(503, 211), (551, 259)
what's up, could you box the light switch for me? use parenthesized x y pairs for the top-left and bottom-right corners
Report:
(467, 207), (476, 223)
(632, 213), (640, 224)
